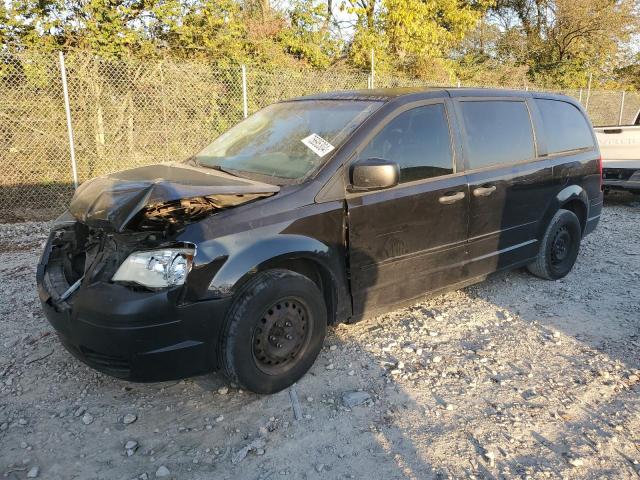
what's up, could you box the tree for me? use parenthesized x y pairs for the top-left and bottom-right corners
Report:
(278, 0), (342, 68)
(490, 0), (640, 86)
(345, 0), (491, 79)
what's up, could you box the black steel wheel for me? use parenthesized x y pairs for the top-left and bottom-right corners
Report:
(251, 298), (311, 375)
(220, 269), (327, 394)
(550, 226), (571, 266)
(527, 209), (581, 280)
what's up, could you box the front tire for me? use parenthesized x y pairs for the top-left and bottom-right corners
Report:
(527, 209), (582, 280)
(220, 269), (327, 394)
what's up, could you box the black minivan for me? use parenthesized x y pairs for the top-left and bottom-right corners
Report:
(37, 88), (603, 393)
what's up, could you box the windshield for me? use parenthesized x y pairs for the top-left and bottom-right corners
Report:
(195, 100), (381, 183)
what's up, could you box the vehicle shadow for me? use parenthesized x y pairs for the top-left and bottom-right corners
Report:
(464, 196), (640, 370)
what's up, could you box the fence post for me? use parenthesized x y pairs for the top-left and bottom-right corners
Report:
(584, 72), (592, 113)
(579, 88), (583, 103)
(618, 91), (626, 126)
(59, 52), (79, 189)
(370, 49), (375, 89)
(457, 80), (461, 88)
(159, 62), (170, 161)
(241, 65), (248, 119)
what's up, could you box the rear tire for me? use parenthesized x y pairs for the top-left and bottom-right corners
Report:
(220, 269), (327, 394)
(527, 209), (581, 280)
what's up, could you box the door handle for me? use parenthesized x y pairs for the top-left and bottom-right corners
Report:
(473, 185), (497, 197)
(438, 191), (466, 205)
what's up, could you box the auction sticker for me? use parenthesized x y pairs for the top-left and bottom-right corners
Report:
(301, 133), (335, 157)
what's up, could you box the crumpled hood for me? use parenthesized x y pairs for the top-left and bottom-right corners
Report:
(69, 162), (280, 232)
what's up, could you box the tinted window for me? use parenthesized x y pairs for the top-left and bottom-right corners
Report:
(535, 99), (594, 153)
(360, 104), (453, 183)
(460, 101), (535, 169)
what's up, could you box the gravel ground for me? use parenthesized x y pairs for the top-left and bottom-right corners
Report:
(1, 194), (639, 480)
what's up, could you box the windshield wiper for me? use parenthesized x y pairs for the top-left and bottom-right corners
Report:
(198, 163), (242, 178)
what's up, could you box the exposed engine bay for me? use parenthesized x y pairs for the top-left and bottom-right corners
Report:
(67, 162), (279, 232)
(40, 162), (280, 308)
(38, 222), (161, 309)
(132, 193), (274, 231)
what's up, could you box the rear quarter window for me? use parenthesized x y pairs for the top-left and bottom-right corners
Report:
(535, 99), (594, 154)
(460, 100), (535, 170)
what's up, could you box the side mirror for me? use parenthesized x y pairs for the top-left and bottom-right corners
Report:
(349, 158), (400, 191)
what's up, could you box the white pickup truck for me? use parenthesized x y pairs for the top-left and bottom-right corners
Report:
(595, 109), (640, 193)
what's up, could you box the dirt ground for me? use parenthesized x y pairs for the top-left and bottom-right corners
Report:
(1, 193), (639, 480)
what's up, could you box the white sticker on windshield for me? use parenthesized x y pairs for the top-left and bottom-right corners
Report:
(301, 133), (335, 157)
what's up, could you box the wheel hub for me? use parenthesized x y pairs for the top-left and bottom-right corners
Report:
(252, 300), (308, 371)
(551, 227), (571, 264)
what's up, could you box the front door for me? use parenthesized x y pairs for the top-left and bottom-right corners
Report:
(346, 101), (469, 316)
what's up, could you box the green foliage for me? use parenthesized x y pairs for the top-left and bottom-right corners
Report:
(1, 0), (638, 88)
(472, 0), (640, 87)
(278, 0), (342, 68)
(616, 55), (640, 91)
(344, 0), (492, 80)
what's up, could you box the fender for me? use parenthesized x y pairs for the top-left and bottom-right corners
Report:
(210, 234), (333, 292)
(537, 185), (589, 239)
(199, 231), (351, 323)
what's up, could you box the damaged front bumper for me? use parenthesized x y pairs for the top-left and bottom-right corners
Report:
(36, 217), (231, 382)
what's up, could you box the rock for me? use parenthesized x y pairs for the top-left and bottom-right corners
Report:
(123, 414), (137, 425)
(82, 413), (94, 425)
(342, 391), (371, 408)
(432, 356), (442, 364)
(125, 440), (139, 456)
(484, 450), (496, 467)
(522, 389), (538, 400)
(569, 458), (584, 467)
(155, 466), (170, 477)
(217, 386), (229, 395)
(315, 464), (325, 472)
(329, 345), (337, 351)
(27, 466), (39, 478)
(232, 438), (266, 464)
(74, 406), (86, 417)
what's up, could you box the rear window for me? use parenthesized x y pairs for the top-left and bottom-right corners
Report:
(535, 99), (594, 154)
(460, 101), (535, 169)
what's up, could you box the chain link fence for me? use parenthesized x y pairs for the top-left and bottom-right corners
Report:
(1, 50), (638, 219)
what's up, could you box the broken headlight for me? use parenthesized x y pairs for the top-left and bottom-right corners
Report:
(112, 248), (195, 288)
